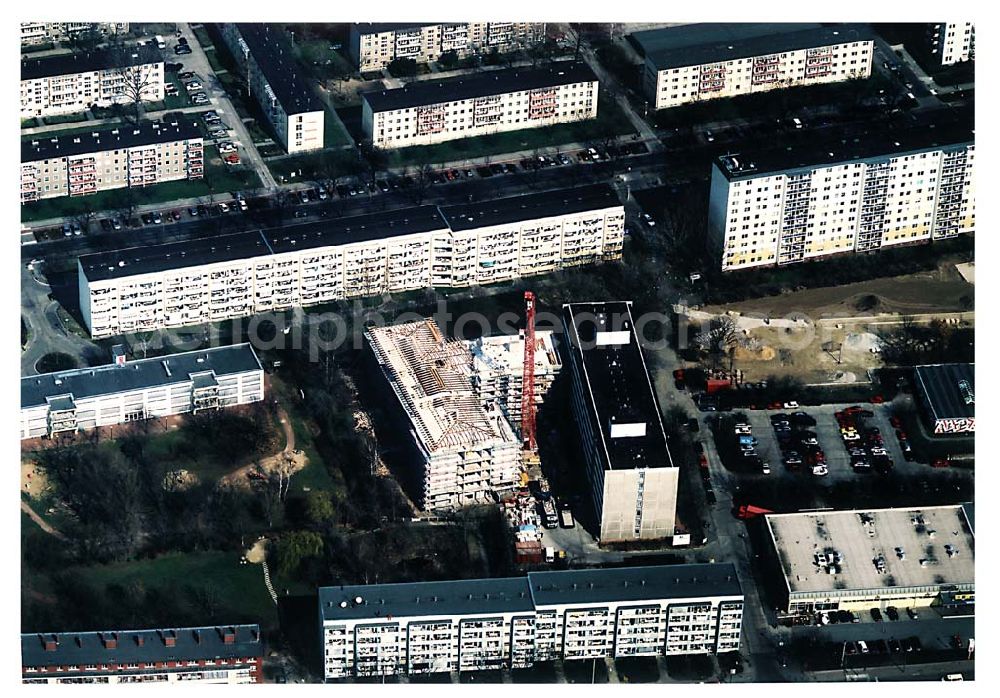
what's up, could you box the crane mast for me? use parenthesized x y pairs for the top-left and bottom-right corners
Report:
(521, 291), (538, 454)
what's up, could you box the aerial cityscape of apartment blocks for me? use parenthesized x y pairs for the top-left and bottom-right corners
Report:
(349, 22), (547, 71)
(77, 184), (624, 338)
(20, 46), (164, 118)
(562, 302), (679, 542)
(20, 344), (264, 440)
(21, 625), (263, 684)
(635, 23), (874, 110)
(319, 564), (744, 678)
(362, 62), (598, 149)
(216, 23), (325, 153)
(928, 22), (975, 66)
(707, 113), (975, 271)
(21, 120), (203, 203)
(20, 22), (129, 47)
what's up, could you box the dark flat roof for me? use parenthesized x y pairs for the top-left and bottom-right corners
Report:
(440, 184), (620, 232)
(232, 23), (324, 114)
(633, 23), (873, 71)
(563, 302), (674, 471)
(529, 563), (742, 606)
(21, 344), (262, 409)
(22, 625), (261, 669)
(716, 110), (975, 180)
(79, 231), (271, 283)
(914, 363), (975, 422)
(320, 577), (535, 622)
(361, 61), (597, 112)
(22, 120), (201, 163)
(265, 206), (447, 253)
(22, 45), (161, 80)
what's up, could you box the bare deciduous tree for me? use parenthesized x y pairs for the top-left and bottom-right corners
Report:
(108, 39), (159, 124)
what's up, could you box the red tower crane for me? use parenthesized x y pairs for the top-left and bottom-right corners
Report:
(521, 290), (537, 452)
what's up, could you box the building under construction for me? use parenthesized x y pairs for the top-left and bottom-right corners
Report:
(365, 319), (521, 511)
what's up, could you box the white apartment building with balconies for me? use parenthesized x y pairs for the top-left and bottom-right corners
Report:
(928, 22), (975, 66)
(21, 120), (203, 203)
(20, 344), (264, 440)
(21, 47), (164, 119)
(362, 62), (598, 149)
(349, 22), (546, 72)
(77, 185), (624, 339)
(707, 114), (975, 271)
(20, 22), (129, 47)
(635, 23), (874, 111)
(216, 23), (324, 153)
(319, 564), (743, 679)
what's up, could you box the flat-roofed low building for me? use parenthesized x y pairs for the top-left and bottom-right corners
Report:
(707, 112), (975, 271)
(21, 120), (203, 203)
(77, 185), (624, 339)
(913, 363), (975, 435)
(561, 301), (679, 542)
(319, 563), (743, 678)
(763, 505), (975, 615)
(635, 23), (873, 111)
(217, 23), (324, 153)
(22, 625), (262, 684)
(361, 62), (598, 149)
(20, 22), (128, 47)
(20, 344), (264, 440)
(349, 22), (546, 72)
(21, 46), (164, 119)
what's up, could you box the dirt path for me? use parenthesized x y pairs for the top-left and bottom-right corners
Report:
(219, 405), (307, 489)
(21, 500), (68, 542)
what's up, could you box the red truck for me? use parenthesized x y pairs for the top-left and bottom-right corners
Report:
(735, 504), (774, 520)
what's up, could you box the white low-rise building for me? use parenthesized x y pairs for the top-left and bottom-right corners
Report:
(21, 47), (164, 119)
(77, 184), (624, 339)
(217, 23), (324, 153)
(349, 22), (546, 72)
(362, 62), (598, 149)
(319, 564), (744, 679)
(634, 23), (874, 111)
(562, 302), (679, 543)
(21, 120), (203, 203)
(20, 344), (264, 440)
(707, 113), (975, 271)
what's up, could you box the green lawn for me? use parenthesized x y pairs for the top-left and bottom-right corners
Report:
(69, 551), (278, 627)
(204, 47), (227, 75)
(192, 25), (214, 49)
(21, 118), (38, 129)
(382, 92), (635, 167)
(21, 146), (261, 222)
(266, 148), (360, 184)
(42, 111), (89, 125)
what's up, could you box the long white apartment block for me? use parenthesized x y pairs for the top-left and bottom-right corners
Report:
(20, 344), (264, 440)
(707, 115), (975, 271)
(366, 319), (520, 510)
(634, 23), (873, 111)
(319, 564), (743, 679)
(20, 22), (128, 47)
(929, 23), (975, 66)
(362, 62), (598, 149)
(78, 184), (624, 339)
(217, 23), (324, 153)
(468, 331), (561, 433)
(562, 302), (679, 543)
(21, 47), (164, 119)
(21, 120), (203, 203)
(349, 22), (546, 72)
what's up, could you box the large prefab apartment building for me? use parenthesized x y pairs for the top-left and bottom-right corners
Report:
(634, 23), (873, 111)
(562, 302), (679, 542)
(362, 62), (598, 149)
(21, 120), (203, 203)
(77, 184), (624, 339)
(20, 344), (264, 440)
(349, 22), (546, 72)
(20, 22), (128, 47)
(928, 22), (975, 66)
(22, 625), (263, 684)
(707, 114), (975, 271)
(217, 23), (324, 153)
(319, 564), (743, 678)
(21, 47), (164, 119)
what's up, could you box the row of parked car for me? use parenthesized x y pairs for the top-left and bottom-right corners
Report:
(733, 420), (770, 475)
(771, 411), (826, 476)
(845, 636), (923, 657)
(836, 406), (894, 474)
(694, 442), (717, 505)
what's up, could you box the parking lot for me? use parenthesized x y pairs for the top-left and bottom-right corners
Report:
(740, 403), (933, 485)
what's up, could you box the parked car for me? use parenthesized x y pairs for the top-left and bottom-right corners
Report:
(886, 606), (899, 621)
(906, 607), (919, 620)
(870, 608), (883, 622)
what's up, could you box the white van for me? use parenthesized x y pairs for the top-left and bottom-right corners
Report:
(858, 641), (869, 654)
(155, 35), (166, 49)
